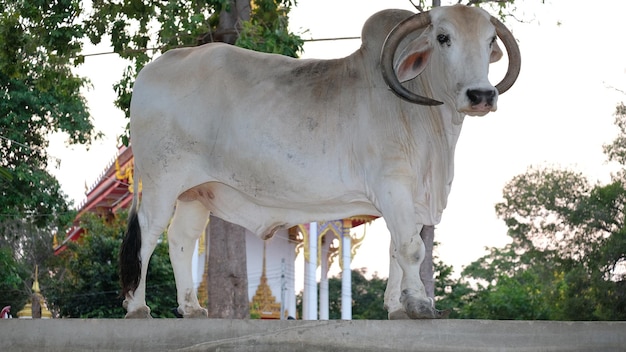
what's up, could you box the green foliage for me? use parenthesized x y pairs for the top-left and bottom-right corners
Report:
(603, 103), (626, 165)
(344, 268), (388, 320)
(0, 216), (66, 314)
(496, 167), (595, 258)
(455, 166), (626, 320)
(85, 0), (303, 144)
(458, 267), (554, 320)
(45, 212), (177, 318)
(84, 0), (217, 132)
(296, 268), (388, 320)
(433, 251), (473, 317)
(414, 0), (521, 20)
(1, 0), (96, 230)
(45, 215), (126, 318)
(0, 246), (29, 313)
(445, 102), (626, 320)
(144, 232), (178, 318)
(236, 0), (303, 58)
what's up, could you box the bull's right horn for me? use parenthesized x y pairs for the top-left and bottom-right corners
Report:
(380, 11), (442, 106)
(490, 16), (521, 95)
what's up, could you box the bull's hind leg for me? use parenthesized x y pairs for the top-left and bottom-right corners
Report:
(123, 194), (173, 318)
(168, 199), (210, 318)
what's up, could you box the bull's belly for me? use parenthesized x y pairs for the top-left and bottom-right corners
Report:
(178, 181), (380, 239)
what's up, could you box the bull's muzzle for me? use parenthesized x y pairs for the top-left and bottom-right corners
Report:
(461, 88), (498, 115)
(467, 88), (496, 107)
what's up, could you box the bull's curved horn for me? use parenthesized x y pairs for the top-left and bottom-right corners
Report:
(491, 16), (521, 95)
(380, 12), (443, 106)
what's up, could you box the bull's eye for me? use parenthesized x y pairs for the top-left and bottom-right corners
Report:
(437, 34), (450, 46)
(489, 36), (497, 47)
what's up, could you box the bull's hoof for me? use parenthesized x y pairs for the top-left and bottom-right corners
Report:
(401, 296), (450, 319)
(181, 307), (208, 319)
(125, 306), (152, 319)
(388, 309), (411, 320)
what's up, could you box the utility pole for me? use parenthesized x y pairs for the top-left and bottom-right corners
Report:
(280, 258), (286, 320)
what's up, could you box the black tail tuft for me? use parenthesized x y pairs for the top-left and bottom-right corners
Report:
(120, 209), (142, 298)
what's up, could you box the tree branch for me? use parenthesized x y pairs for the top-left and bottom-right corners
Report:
(408, 0), (424, 12)
(464, 0), (512, 5)
(603, 82), (626, 96)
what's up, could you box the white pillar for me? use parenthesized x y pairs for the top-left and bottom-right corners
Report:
(287, 247), (297, 320)
(341, 221), (352, 320)
(319, 235), (329, 320)
(191, 239), (200, 291)
(303, 222), (318, 320)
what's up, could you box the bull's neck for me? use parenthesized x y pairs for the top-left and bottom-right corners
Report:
(419, 103), (464, 152)
(411, 73), (465, 147)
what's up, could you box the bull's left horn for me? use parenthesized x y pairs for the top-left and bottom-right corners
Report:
(491, 16), (521, 95)
(380, 12), (443, 106)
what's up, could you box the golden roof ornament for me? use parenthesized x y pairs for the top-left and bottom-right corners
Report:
(17, 265), (53, 319)
(250, 241), (283, 319)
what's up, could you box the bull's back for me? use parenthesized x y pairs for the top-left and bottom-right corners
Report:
(129, 44), (371, 203)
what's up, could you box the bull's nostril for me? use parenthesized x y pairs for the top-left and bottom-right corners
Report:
(466, 90), (480, 105)
(466, 89), (496, 106)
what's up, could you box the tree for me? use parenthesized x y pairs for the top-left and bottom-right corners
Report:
(412, 0), (526, 16)
(339, 269), (388, 320)
(45, 212), (177, 318)
(83, 0), (303, 318)
(603, 103), (626, 166)
(420, 225), (436, 299)
(0, 1), (98, 275)
(451, 102), (626, 320)
(206, 216), (249, 319)
(296, 268), (388, 320)
(0, 246), (30, 314)
(0, 203), (67, 317)
(433, 247), (473, 318)
(84, 0), (303, 143)
(201, 0), (303, 319)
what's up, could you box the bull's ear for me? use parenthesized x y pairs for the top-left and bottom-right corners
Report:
(393, 35), (433, 83)
(490, 41), (503, 63)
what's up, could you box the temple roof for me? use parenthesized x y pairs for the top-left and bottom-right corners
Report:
(54, 145), (135, 254)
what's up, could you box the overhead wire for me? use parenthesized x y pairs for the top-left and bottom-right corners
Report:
(78, 36), (361, 58)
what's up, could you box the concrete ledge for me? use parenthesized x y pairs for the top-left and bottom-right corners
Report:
(2, 319), (625, 352)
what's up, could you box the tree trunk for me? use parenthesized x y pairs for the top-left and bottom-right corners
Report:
(204, 0), (252, 320)
(420, 225), (435, 299)
(216, 0), (251, 44)
(206, 216), (250, 319)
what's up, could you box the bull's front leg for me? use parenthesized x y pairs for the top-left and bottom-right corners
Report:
(389, 223), (442, 319)
(385, 240), (409, 319)
(376, 180), (446, 319)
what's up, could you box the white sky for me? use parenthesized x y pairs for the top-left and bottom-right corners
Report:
(47, 0), (626, 279)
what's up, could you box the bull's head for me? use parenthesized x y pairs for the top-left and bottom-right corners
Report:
(380, 5), (521, 116)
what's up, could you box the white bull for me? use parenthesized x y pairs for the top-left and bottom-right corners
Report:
(120, 4), (520, 319)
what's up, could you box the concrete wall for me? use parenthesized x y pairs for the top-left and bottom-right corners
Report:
(2, 319), (625, 352)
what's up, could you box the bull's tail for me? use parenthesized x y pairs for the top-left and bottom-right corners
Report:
(120, 188), (141, 298)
